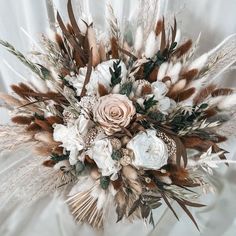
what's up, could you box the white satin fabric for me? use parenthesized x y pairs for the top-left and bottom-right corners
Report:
(0, 0), (236, 235)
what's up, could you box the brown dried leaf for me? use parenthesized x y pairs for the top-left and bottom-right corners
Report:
(80, 49), (93, 97)
(128, 197), (141, 217)
(171, 17), (177, 44)
(67, 0), (83, 40)
(160, 17), (166, 52)
(57, 11), (85, 66)
(161, 192), (179, 220)
(175, 199), (200, 231)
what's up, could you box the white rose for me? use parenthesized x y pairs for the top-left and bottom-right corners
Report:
(86, 139), (120, 179)
(127, 129), (168, 170)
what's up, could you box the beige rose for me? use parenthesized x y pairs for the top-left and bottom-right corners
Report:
(93, 94), (136, 135)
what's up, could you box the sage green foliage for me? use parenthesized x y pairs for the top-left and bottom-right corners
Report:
(51, 153), (69, 163)
(111, 150), (122, 161)
(110, 60), (122, 87)
(170, 103), (209, 132)
(0, 39), (49, 80)
(75, 161), (85, 175)
(120, 81), (133, 96)
(144, 41), (178, 79)
(135, 95), (158, 114)
(100, 176), (110, 190)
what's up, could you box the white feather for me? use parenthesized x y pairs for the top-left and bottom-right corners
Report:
(157, 62), (168, 81)
(145, 31), (157, 58)
(167, 62), (182, 84)
(189, 53), (208, 71)
(134, 26), (143, 52)
(217, 93), (236, 110)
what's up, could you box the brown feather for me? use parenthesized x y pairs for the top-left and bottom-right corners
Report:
(174, 39), (192, 58)
(155, 19), (163, 36)
(98, 83), (108, 96)
(67, 0), (84, 41)
(46, 116), (63, 125)
(26, 123), (41, 132)
(141, 84), (152, 96)
(43, 160), (56, 167)
(162, 76), (172, 83)
(148, 67), (158, 82)
(181, 69), (198, 82)
(11, 85), (27, 99)
(203, 108), (217, 118)
(193, 84), (216, 105)
(211, 88), (233, 97)
(34, 119), (53, 132)
(111, 37), (119, 59)
(171, 17), (177, 44)
(176, 87), (195, 102)
(11, 116), (33, 125)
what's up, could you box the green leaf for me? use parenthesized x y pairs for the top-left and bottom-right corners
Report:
(100, 176), (110, 190)
(120, 82), (133, 96)
(51, 153), (69, 163)
(110, 60), (122, 87)
(111, 150), (123, 161)
(143, 96), (158, 111)
(75, 161), (85, 175)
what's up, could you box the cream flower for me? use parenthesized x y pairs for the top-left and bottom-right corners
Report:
(86, 138), (120, 180)
(93, 94), (136, 135)
(127, 129), (168, 170)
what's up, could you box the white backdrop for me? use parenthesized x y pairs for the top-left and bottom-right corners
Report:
(0, 1), (236, 236)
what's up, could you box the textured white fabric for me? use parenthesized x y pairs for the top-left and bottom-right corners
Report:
(0, 1), (236, 235)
